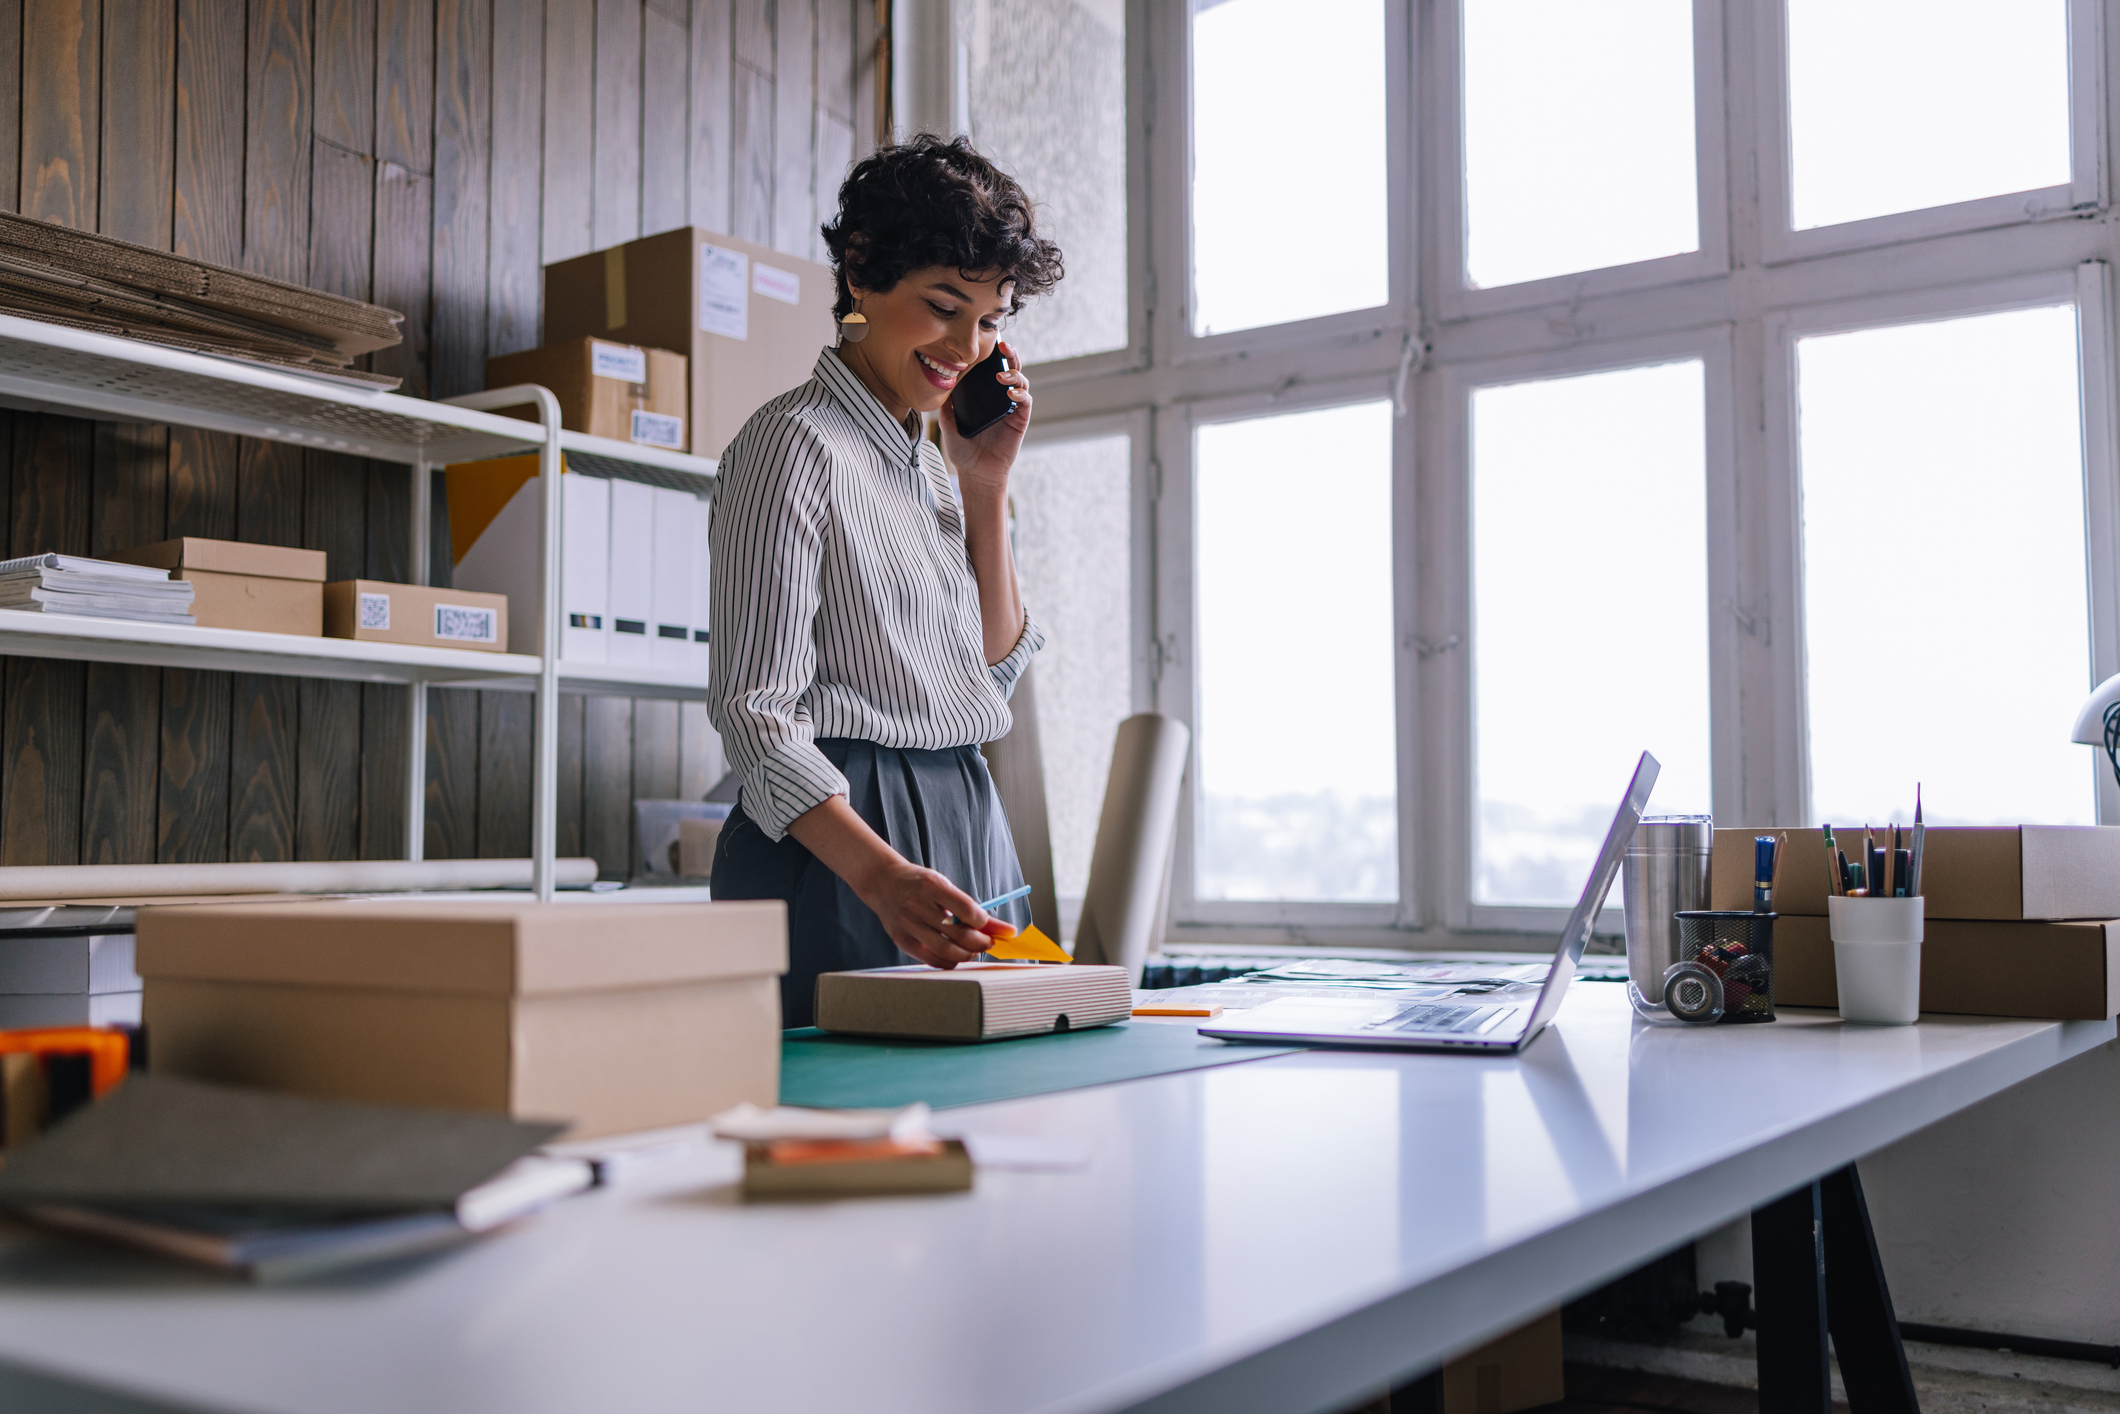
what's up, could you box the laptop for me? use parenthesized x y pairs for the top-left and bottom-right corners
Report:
(1200, 751), (1659, 1054)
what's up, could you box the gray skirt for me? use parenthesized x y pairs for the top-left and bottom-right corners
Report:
(710, 738), (1031, 1028)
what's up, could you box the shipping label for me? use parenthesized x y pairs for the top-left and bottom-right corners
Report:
(435, 603), (499, 644)
(752, 263), (801, 305)
(630, 410), (685, 449)
(699, 244), (749, 340)
(358, 592), (390, 631)
(590, 341), (649, 383)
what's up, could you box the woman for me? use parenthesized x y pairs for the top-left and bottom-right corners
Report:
(708, 135), (1064, 1028)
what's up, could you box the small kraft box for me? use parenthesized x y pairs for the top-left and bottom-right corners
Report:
(112, 537), (325, 635)
(1771, 913), (2120, 1020)
(136, 900), (788, 1140)
(1711, 825), (2120, 919)
(324, 580), (508, 653)
(815, 964), (1132, 1042)
(543, 228), (835, 458)
(485, 338), (687, 450)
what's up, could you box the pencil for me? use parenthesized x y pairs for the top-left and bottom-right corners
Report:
(1769, 831), (1787, 911)
(1823, 825), (1842, 897)
(1909, 786), (1925, 897)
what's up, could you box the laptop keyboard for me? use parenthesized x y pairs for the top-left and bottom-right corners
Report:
(1377, 1002), (1501, 1035)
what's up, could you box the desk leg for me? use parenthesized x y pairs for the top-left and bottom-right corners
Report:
(1752, 1166), (1921, 1414)
(1753, 1183), (1831, 1414)
(1822, 1167), (1920, 1414)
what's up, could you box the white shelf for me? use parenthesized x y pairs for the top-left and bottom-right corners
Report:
(555, 659), (714, 702)
(0, 611), (542, 686)
(0, 312), (545, 464)
(557, 429), (717, 494)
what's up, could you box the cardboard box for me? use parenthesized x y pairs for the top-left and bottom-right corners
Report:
(815, 964), (1132, 1041)
(323, 580), (509, 653)
(112, 537), (325, 635)
(444, 457), (636, 661)
(136, 900), (788, 1139)
(1711, 826), (2120, 920)
(1442, 1311), (1563, 1414)
(484, 338), (687, 450)
(543, 228), (836, 459)
(1770, 913), (2119, 1019)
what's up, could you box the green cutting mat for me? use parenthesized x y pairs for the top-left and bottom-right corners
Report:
(779, 1022), (1301, 1110)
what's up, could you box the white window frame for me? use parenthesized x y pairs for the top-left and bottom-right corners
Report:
(1427, 0), (1731, 321)
(1754, 0), (2107, 265)
(1428, 328), (1741, 936)
(911, 0), (2120, 951)
(1153, 377), (1418, 935)
(1759, 265), (2120, 828)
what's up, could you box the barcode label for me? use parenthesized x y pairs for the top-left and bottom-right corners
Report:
(435, 604), (498, 643)
(630, 410), (685, 448)
(358, 593), (390, 630)
(590, 341), (648, 383)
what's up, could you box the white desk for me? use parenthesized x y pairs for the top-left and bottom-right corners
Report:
(0, 986), (2107, 1414)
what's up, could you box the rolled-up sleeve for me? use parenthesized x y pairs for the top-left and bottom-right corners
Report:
(988, 604), (1046, 701)
(708, 415), (851, 840)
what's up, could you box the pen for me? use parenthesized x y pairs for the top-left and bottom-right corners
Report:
(1822, 825), (1842, 897)
(1909, 787), (1925, 897)
(973, 884), (1032, 914)
(1753, 836), (1776, 912)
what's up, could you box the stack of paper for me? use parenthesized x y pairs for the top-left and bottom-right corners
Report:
(0, 554), (196, 625)
(0, 1075), (588, 1280)
(0, 211), (403, 387)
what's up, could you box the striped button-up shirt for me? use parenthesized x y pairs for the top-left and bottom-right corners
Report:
(708, 348), (1045, 840)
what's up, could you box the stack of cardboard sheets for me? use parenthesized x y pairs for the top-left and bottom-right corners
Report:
(0, 212), (403, 386)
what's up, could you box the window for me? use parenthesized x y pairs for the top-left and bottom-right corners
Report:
(964, 0), (1129, 362)
(1193, 401), (1397, 901)
(1785, 0), (2071, 231)
(1009, 431), (1137, 902)
(952, 0), (2120, 948)
(1189, 0), (1389, 335)
(1460, 0), (1699, 289)
(1471, 361), (1713, 906)
(1797, 303), (2093, 826)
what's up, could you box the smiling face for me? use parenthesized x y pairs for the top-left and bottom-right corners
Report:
(840, 265), (1014, 421)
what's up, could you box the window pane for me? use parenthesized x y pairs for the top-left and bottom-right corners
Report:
(1799, 306), (2090, 826)
(1191, 0), (1388, 336)
(1473, 362), (1711, 906)
(1010, 433), (1134, 905)
(1196, 403), (1396, 901)
(1461, 0), (1698, 290)
(965, 0), (1127, 362)
(1788, 0), (2071, 231)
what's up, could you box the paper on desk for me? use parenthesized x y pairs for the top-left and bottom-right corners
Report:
(711, 1101), (935, 1144)
(984, 924), (1071, 963)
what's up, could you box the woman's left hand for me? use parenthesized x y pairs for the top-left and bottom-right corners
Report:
(939, 339), (1031, 496)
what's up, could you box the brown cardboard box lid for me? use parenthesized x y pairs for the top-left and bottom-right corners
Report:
(115, 537), (327, 583)
(1712, 825), (2120, 920)
(136, 900), (787, 996)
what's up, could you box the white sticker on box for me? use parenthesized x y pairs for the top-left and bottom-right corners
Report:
(358, 592), (390, 630)
(752, 263), (800, 305)
(699, 244), (749, 340)
(590, 341), (648, 383)
(630, 409), (685, 449)
(435, 603), (499, 644)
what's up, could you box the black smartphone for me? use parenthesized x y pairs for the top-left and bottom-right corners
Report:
(952, 345), (1016, 438)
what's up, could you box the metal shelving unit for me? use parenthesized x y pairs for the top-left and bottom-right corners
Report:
(0, 311), (718, 901)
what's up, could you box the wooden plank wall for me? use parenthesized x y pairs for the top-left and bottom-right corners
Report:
(0, 0), (878, 875)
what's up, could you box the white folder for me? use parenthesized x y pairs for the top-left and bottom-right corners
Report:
(691, 493), (712, 676)
(651, 487), (696, 671)
(607, 478), (655, 667)
(561, 473), (610, 664)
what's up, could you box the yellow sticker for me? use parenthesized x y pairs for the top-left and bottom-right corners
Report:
(984, 924), (1072, 963)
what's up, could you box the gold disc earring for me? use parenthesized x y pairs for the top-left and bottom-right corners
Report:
(838, 302), (869, 344)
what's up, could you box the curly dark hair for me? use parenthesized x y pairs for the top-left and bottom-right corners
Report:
(820, 134), (1064, 319)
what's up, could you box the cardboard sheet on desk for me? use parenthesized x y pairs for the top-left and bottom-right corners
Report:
(780, 1023), (1301, 1111)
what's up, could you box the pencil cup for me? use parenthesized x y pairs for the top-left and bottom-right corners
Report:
(1828, 896), (1923, 1026)
(1669, 911), (1777, 1024)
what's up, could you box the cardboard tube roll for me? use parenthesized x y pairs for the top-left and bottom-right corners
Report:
(1072, 713), (1191, 981)
(0, 858), (600, 901)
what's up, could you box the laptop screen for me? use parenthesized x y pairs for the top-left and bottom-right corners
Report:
(1517, 751), (1661, 1037)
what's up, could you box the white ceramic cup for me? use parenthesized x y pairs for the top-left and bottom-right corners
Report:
(1827, 895), (1923, 1025)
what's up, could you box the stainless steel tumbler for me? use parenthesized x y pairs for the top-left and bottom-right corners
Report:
(1622, 815), (1712, 1010)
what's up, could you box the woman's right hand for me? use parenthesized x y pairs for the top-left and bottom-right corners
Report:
(853, 859), (996, 969)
